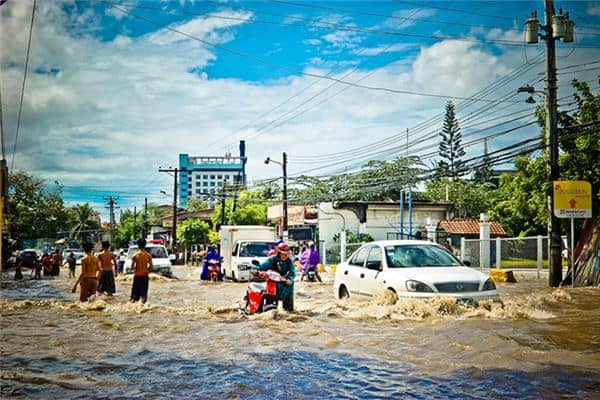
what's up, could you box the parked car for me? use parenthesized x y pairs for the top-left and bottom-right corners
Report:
(124, 244), (174, 277)
(333, 240), (499, 304)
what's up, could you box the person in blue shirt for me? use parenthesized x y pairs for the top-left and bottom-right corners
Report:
(256, 242), (295, 311)
(200, 244), (223, 281)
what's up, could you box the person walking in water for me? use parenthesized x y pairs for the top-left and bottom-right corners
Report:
(72, 242), (102, 302)
(117, 250), (126, 276)
(97, 241), (117, 297)
(51, 249), (63, 276)
(130, 238), (153, 304)
(65, 251), (77, 278)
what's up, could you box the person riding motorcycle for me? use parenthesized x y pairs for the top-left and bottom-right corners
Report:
(254, 242), (295, 311)
(200, 244), (223, 281)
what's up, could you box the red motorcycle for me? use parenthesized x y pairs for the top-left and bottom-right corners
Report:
(207, 258), (221, 282)
(242, 269), (286, 314)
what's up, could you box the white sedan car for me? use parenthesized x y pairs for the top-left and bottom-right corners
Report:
(333, 240), (499, 304)
(124, 244), (174, 277)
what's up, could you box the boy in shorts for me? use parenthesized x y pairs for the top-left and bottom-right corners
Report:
(72, 242), (102, 302)
(130, 238), (153, 304)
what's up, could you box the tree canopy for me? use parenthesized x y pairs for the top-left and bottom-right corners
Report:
(7, 171), (70, 241)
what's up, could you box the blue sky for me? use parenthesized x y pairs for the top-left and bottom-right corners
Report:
(1, 0), (599, 221)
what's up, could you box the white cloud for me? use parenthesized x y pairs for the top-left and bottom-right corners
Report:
(383, 8), (437, 30)
(3, 1), (596, 220)
(303, 38), (322, 46)
(105, 6), (127, 20)
(354, 43), (413, 56)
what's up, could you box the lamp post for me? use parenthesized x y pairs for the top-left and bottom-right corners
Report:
(265, 152), (287, 239)
(523, 1), (574, 287)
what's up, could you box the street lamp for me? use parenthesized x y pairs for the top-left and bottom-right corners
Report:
(265, 152), (287, 239)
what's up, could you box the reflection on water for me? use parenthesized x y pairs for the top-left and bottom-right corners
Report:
(1, 267), (599, 399)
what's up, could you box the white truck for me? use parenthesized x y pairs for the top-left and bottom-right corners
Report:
(220, 225), (278, 282)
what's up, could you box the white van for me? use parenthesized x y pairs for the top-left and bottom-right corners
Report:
(124, 244), (174, 277)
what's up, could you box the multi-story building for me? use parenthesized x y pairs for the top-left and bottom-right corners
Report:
(178, 140), (247, 206)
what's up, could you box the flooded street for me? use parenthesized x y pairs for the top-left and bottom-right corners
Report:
(1, 266), (599, 399)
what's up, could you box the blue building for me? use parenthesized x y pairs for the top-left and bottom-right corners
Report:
(179, 140), (247, 206)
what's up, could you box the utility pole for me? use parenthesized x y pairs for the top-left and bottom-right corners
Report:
(220, 181), (227, 227)
(143, 197), (148, 239)
(133, 206), (137, 239)
(282, 152), (288, 237)
(406, 128), (409, 157)
(265, 153), (288, 239)
(104, 196), (119, 241)
(524, 1), (574, 287)
(159, 167), (179, 248)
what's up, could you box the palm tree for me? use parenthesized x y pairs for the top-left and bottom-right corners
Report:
(69, 203), (98, 242)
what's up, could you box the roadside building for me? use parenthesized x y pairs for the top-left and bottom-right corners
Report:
(178, 140), (247, 207)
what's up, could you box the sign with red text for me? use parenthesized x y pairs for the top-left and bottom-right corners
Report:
(553, 181), (592, 218)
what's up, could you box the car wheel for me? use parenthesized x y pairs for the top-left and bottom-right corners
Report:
(386, 288), (399, 304)
(338, 285), (350, 299)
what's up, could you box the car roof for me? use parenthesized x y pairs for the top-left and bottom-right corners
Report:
(360, 240), (440, 246)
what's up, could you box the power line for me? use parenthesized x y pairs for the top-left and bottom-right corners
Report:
(10, 0), (36, 172)
(101, 2), (534, 103)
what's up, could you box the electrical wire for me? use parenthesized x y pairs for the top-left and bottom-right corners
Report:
(10, 0), (36, 172)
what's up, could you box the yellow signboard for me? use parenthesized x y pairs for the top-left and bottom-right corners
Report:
(553, 180), (592, 218)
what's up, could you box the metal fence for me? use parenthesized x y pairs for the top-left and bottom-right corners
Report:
(461, 235), (567, 273)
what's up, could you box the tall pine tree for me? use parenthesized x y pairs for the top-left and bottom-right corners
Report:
(437, 101), (465, 180)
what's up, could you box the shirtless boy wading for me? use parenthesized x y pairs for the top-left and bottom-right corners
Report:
(72, 242), (102, 302)
(130, 238), (153, 304)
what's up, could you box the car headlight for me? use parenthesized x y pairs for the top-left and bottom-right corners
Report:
(406, 280), (434, 292)
(482, 278), (496, 291)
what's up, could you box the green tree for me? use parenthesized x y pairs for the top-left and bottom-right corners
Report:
(490, 80), (599, 236)
(67, 203), (100, 241)
(489, 157), (548, 236)
(177, 219), (210, 245)
(186, 197), (210, 211)
(423, 178), (495, 219)
(7, 171), (70, 240)
(289, 156), (423, 204)
(437, 101), (465, 180)
(212, 190), (269, 227)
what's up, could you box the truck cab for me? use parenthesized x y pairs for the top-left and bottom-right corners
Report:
(219, 225), (277, 282)
(226, 240), (278, 281)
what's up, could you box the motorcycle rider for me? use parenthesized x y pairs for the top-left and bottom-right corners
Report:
(200, 244), (223, 281)
(255, 242), (295, 312)
(300, 242), (322, 282)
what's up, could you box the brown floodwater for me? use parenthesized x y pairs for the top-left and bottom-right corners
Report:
(1, 266), (599, 399)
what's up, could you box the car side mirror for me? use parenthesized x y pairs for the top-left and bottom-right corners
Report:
(251, 259), (260, 266)
(463, 260), (471, 267)
(169, 254), (176, 261)
(366, 262), (381, 271)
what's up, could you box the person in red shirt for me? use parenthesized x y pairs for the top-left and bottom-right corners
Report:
(130, 238), (153, 304)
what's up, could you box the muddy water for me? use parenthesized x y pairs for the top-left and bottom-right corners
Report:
(1, 266), (599, 399)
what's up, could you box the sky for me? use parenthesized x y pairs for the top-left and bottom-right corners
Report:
(1, 0), (599, 222)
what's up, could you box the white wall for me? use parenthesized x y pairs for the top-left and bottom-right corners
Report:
(318, 202), (449, 245)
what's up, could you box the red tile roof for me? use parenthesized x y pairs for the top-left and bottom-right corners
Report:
(438, 219), (507, 236)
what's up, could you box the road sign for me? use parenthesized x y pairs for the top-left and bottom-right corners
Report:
(553, 180), (592, 218)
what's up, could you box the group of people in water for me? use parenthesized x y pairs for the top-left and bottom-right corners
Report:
(13, 240), (153, 304)
(71, 239), (153, 303)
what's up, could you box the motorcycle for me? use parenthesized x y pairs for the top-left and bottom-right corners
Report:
(305, 265), (317, 282)
(207, 258), (221, 282)
(241, 267), (287, 315)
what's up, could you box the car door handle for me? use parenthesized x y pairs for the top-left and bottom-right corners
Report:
(360, 273), (364, 278)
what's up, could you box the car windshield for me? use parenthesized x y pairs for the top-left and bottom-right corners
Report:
(238, 242), (277, 257)
(385, 244), (462, 268)
(127, 246), (168, 259)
